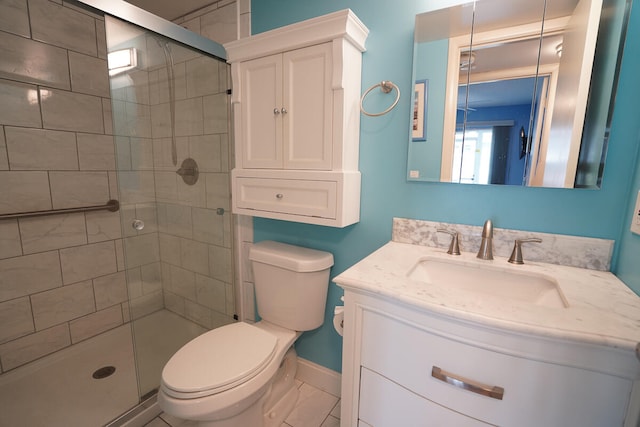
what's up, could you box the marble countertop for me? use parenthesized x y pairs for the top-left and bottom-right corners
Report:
(334, 241), (640, 352)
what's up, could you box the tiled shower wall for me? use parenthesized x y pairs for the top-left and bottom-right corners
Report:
(0, 0), (123, 373)
(0, 0), (241, 374)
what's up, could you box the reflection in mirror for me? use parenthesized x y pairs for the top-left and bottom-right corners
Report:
(407, 0), (632, 188)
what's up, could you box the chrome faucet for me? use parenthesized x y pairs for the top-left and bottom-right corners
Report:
(476, 219), (494, 260)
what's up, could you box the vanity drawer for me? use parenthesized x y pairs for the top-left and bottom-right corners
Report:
(360, 309), (632, 426)
(235, 177), (337, 219)
(359, 367), (490, 427)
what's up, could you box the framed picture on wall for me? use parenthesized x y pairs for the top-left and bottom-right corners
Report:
(412, 79), (428, 141)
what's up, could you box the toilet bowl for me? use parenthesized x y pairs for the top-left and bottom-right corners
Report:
(158, 241), (334, 427)
(158, 321), (300, 426)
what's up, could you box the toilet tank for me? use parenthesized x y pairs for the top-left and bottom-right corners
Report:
(249, 241), (334, 331)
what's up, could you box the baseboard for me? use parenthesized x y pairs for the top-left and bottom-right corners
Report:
(295, 357), (342, 397)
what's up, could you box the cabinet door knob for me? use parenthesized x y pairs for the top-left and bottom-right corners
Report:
(274, 108), (280, 115)
(276, 193), (284, 199)
(281, 107), (287, 114)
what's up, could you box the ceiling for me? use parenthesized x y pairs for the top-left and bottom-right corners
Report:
(124, 0), (215, 21)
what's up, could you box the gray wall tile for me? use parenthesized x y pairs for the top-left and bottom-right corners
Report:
(86, 210), (122, 243)
(122, 233), (160, 268)
(169, 265), (196, 300)
(49, 171), (109, 209)
(5, 127), (79, 171)
(0, 251), (63, 301)
(77, 133), (116, 170)
(0, 220), (22, 259)
(102, 98), (113, 135)
(69, 51), (110, 97)
(29, 0), (97, 56)
(180, 238), (209, 275)
(209, 245), (232, 282)
(0, 126), (7, 170)
(0, 324), (70, 371)
(93, 271), (127, 310)
(200, 3), (238, 45)
(60, 240), (117, 284)
(31, 280), (95, 330)
(0, 31), (70, 90)
(189, 134), (222, 172)
(186, 56), (220, 98)
(0, 297), (34, 344)
(0, 0), (30, 37)
(205, 173), (230, 211)
(192, 207), (224, 245)
(69, 305), (123, 343)
(19, 213), (87, 254)
(175, 97), (203, 136)
(0, 80), (42, 128)
(195, 274), (226, 313)
(128, 291), (162, 320)
(0, 171), (51, 215)
(40, 88), (104, 133)
(203, 93), (228, 134)
(157, 203), (192, 239)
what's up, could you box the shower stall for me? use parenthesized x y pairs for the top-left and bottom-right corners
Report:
(0, 0), (236, 425)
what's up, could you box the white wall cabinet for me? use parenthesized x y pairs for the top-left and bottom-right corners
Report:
(339, 291), (640, 427)
(225, 10), (368, 227)
(239, 43), (333, 170)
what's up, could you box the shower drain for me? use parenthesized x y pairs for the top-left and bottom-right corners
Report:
(92, 366), (116, 379)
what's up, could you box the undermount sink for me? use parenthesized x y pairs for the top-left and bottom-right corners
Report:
(407, 258), (568, 308)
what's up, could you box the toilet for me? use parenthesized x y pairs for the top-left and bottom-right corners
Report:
(158, 241), (334, 427)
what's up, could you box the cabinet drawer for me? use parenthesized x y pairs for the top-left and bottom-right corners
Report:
(359, 367), (489, 427)
(360, 310), (632, 426)
(235, 177), (337, 219)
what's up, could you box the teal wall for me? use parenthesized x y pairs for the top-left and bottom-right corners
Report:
(250, 0), (640, 373)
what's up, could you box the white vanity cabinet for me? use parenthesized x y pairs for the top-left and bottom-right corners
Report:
(339, 291), (640, 427)
(225, 10), (368, 227)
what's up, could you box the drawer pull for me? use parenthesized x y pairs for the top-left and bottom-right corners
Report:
(431, 366), (504, 400)
(276, 193), (284, 199)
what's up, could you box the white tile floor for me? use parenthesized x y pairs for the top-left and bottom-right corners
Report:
(146, 380), (341, 427)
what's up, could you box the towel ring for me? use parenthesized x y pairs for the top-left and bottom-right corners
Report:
(360, 80), (401, 117)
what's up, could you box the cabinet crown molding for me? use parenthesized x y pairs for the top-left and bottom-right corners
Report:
(224, 9), (369, 62)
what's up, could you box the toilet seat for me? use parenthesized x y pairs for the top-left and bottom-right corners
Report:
(161, 322), (278, 399)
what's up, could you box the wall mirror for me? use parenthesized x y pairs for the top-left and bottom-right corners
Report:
(407, 0), (632, 188)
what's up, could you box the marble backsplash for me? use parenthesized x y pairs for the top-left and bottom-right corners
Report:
(392, 218), (614, 271)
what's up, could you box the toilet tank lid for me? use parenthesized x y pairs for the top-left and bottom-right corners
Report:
(249, 241), (334, 272)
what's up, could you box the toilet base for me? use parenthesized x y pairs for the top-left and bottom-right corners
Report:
(263, 347), (299, 427)
(188, 347), (300, 427)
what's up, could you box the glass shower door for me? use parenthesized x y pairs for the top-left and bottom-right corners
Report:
(105, 16), (235, 400)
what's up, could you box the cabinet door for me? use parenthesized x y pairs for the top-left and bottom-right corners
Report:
(283, 43), (333, 170)
(240, 54), (283, 168)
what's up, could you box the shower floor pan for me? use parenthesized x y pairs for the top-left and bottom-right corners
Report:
(0, 310), (206, 427)
(0, 325), (138, 427)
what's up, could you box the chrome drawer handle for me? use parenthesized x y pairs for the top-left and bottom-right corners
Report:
(431, 366), (504, 400)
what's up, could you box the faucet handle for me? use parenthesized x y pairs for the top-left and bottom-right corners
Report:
(437, 229), (461, 255)
(508, 238), (542, 264)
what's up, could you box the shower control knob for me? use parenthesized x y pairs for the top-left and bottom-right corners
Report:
(132, 219), (145, 231)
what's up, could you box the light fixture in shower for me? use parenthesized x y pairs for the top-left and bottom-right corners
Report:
(108, 48), (138, 76)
